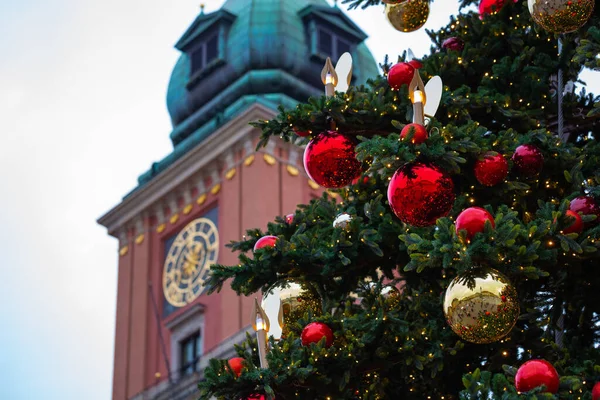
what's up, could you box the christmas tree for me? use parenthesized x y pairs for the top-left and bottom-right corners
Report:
(198, 0), (600, 398)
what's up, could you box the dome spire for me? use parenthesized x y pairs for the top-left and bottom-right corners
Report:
(200, 3), (205, 15)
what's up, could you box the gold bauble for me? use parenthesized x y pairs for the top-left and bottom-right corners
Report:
(443, 268), (519, 344)
(385, 0), (430, 33)
(528, 0), (594, 34)
(261, 281), (321, 340)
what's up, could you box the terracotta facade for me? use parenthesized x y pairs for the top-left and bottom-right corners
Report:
(99, 105), (324, 399)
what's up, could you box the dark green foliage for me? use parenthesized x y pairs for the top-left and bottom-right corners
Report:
(254, 1), (600, 147)
(199, 1), (600, 399)
(341, 0), (385, 10)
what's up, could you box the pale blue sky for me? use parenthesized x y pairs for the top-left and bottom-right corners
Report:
(0, 1), (597, 399)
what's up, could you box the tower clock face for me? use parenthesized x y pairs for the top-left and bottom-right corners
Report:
(162, 218), (219, 307)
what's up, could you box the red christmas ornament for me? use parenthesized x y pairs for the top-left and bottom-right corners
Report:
(408, 59), (423, 69)
(293, 127), (310, 137)
(401, 123), (428, 144)
(387, 62), (415, 89)
(442, 37), (465, 51)
(570, 196), (600, 224)
(245, 395), (266, 400)
(387, 162), (455, 227)
(455, 207), (495, 240)
(474, 152), (509, 186)
(303, 131), (361, 188)
(301, 322), (334, 347)
(352, 175), (370, 185)
(479, 0), (508, 17)
(228, 357), (245, 377)
(592, 382), (600, 400)
(515, 359), (559, 394)
(285, 213), (294, 224)
(512, 144), (544, 178)
(561, 210), (583, 234)
(253, 235), (278, 252)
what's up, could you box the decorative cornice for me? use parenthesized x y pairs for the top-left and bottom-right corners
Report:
(118, 229), (130, 256)
(155, 204), (166, 233)
(209, 170), (222, 195)
(168, 197), (180, 225)
(97, 104), (277, 237)
(134, 215), (146, 245)
(195, 175), (208, 206)
(224, 152), (236, 180)
(98, 104), (320, 239)
(263, 140), (277, 165)
(243, 139), (255, 166)
(164, 303), (206, 331)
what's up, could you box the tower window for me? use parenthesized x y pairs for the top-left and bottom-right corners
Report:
(206, 35), (218, 61)
(191, 34), (219, 72)
(180, 331), (202, 376)
(317, 27), (353, 61)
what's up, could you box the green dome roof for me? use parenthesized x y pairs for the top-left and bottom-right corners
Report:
(138, 0), (379, 187)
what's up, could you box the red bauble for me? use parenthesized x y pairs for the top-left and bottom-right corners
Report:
(387, 162), (455, 227)
(455, 207), (495, 240)
(512, 144), (544, 178)
(387, 62), (415, 89)
(408, 59), (423, 69)
(474, 152), (509, 186)
(442, 37), (465, 51)
(245, 395), (266, 400)
(479, 0), (508, 16)
(515, 360), (559, 394)
(562, 210), (583, 234)
(301, 322), (334, 347)
(228, 357), (245, 377)
(352, 175), (370, 185)
(293, 127), (310, 137)
(570, 196), (600, 224)
(303, 131), (361, 188)
(401, 123), (428, 144)
(285, 213), (294, 224)
(592, 382), (600, 400)
(253, 235), (278, 252)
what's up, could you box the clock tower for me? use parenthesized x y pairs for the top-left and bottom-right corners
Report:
(97, 1), (378, 399)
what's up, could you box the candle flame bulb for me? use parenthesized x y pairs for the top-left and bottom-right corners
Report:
(251, 299), (270, 368)
(325, 72), (333, 85)
(321, 57), (338, 97)
(413, 90), (425, 104)
(255, 315), (267, 331)
(408, 70), (426, 125)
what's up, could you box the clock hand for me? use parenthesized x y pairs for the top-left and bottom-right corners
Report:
(184, 251), (198, 264)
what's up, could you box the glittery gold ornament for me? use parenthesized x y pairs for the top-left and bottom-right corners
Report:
(385, 0), (430, 33)
(261, 281), (321, 340)
(443, 268), (519, 344)
(381, 284), (400, 298)
(528, 0), (594, 34)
